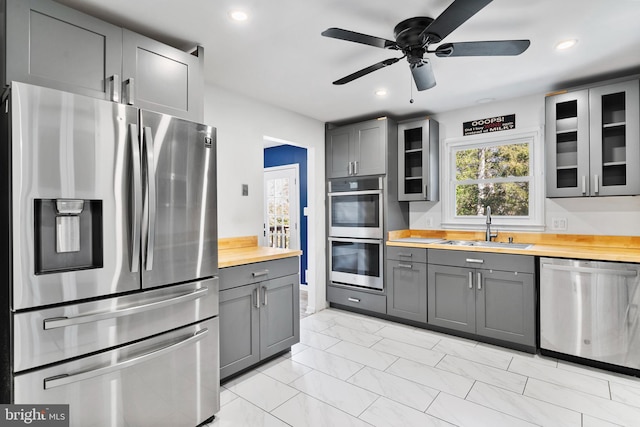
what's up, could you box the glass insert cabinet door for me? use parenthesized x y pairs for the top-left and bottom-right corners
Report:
(545, 79), (640, 198)
(588, 81), (640, 197)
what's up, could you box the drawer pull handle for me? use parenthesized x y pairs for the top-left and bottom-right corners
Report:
(252, 269), (269, 278)
(398, 264), (412, 269)
(465, 258), (484, 264)
(398, 253), (413, 257)
(44, 287), (209, 330)
(347, 297), (360, 303)
(44, 328), (208, 389)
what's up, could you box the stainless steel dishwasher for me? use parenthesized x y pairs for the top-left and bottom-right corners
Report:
(540, 257), (640, 370)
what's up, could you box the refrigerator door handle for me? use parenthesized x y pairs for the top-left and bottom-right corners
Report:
(43, 328), (209, 390)
(143, 126), (157, 271)
(130, 124), (142, 273)
(43, 287), (209, 330)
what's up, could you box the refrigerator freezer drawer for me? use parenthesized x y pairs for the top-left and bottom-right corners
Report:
(14, 317), (220, 427)
(540, 258), (640, 369)
(14, 278), (218, 372)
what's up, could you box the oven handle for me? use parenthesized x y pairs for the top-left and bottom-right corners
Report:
(43, 287), (209, 330)
(328, 237), (383, 245)
(44, 328), (208, 390)
(328, 189), (383, 197)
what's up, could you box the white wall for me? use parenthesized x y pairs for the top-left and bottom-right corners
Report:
(203, 84), (327, 312)
(410, 94), (640, 236)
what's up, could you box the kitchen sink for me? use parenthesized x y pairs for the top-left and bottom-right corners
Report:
(439, 240), (533, 250)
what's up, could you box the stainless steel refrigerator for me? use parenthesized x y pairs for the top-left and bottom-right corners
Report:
(0, 82), (219, 426)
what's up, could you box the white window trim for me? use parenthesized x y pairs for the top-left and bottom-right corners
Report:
(441, 127), (545, 231)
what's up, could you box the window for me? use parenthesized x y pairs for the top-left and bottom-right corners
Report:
(442, 129), (544, 230)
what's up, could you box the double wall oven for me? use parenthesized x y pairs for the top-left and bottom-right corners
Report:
(328, 177), (384, 291)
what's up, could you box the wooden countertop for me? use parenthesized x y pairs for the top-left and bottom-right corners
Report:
(387, 230), (640, 263)
(218, 236), (302, 268)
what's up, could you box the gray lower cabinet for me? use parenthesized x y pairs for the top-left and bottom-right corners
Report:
(386, 247), (427, 322)
(326, 285), (386, 314)
(2, 0), (204, 121)
(219, 258), (300, 380)
(219, 284), (259, 378)
(428, 249), (536, 348)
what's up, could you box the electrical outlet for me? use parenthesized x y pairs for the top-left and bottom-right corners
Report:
(425, 217), (434, 228)
(551, 217), (568, 231)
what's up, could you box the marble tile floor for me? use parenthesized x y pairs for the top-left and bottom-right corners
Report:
(207, 307), (640, 427)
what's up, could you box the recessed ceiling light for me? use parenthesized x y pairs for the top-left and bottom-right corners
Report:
(555, 39), (577, 50)
(229, 10), (248, 22)
(375, 89), (388, 97)
(476, 98), (495, 104)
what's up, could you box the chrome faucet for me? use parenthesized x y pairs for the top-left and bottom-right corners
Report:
(485, 206), (498, 241)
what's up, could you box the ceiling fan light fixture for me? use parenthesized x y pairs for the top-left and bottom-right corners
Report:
(555, 39), (577, 51)
(229, 10), (249, 22)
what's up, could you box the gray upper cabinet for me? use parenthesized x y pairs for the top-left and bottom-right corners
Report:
(122, 30), (204, 122)
(2, 0), (204, 121)
(397, 119), (439, 201)
(427, 249), (536, 349)
(545, 79), (640, 197)
(3, 0), (123, 100)
(326, 118), (390, 178)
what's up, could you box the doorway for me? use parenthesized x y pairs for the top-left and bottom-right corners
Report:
(264, 142), (311, 317)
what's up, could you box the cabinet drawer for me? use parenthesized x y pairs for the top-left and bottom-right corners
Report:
(219, 257), (299, 291)
(387, 246), (427, 263)
(429, 249), (534, 273)
(327, 286), (386, 314)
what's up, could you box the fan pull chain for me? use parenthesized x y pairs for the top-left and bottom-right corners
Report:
(409, 72), (414, 104)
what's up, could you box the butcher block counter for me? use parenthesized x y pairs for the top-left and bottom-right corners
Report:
(388, 230), (640, 263)
(218, 236), (302, 268)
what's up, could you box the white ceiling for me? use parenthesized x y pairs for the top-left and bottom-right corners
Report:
(54, 0), (640, 123)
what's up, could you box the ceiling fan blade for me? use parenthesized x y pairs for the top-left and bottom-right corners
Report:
(333, 57), (402, 85)
(322, 28), (399, 50)
(420, 0), (493, 43)
(435, 40), (530, 57)
(410, 60), (436, 91)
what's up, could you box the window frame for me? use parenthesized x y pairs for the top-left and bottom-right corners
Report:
(441, 127), (545, 231)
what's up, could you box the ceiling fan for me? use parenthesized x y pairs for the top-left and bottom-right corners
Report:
(321, 0), (530, 91)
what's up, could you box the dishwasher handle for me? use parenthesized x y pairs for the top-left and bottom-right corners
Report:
(542, 264), (638, 277)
